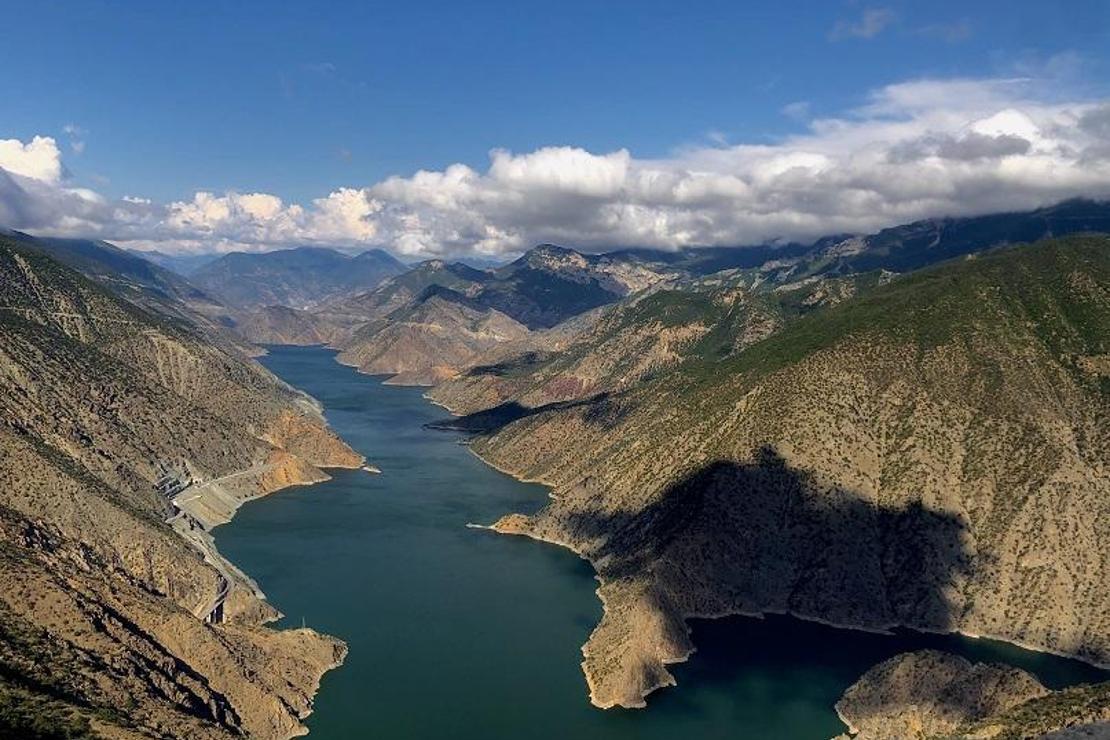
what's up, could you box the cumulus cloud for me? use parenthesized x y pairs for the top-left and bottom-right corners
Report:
(0, 136), (65, 183)
(3, 74), (1110, 258)
(888, 131), (1032, 163)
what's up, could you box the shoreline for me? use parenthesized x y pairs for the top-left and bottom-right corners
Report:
(164, 375), (369, 733)
(162, 453), (363, 738)
(284, 348), (1109, 726)
(456, 438), (1110, 714)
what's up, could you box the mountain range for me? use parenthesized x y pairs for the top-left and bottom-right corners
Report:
(438, 235), (1109, 714)
(189, 245), (407, 309)
(2, 198), (1109, 737)
(125, 248), (221, 276)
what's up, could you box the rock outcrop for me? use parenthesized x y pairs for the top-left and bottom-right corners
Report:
(835, 651), (1110, 740)
(833, 651), (1049, 739)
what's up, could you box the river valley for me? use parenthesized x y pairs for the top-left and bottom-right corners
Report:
(217, 345), (1109, 739)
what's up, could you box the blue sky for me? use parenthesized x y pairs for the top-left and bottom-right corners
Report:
(4, 0), (1107, 202)
(2, 1), (1110, 256)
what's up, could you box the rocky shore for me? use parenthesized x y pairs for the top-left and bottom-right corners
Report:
(0, 235), (369, 739)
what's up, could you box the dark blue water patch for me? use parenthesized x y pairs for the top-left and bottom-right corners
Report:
(215, 345), (1108, 740)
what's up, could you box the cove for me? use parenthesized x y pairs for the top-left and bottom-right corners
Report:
(217, 345), (1108, 739)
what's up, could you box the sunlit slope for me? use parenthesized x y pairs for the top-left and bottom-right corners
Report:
(0, 235), (362, 738)
(460, 236), (1109, 708)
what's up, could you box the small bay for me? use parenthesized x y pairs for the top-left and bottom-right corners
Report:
(217, 345), (1107, 739)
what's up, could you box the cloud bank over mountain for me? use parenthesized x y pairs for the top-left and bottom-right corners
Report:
(3, 76), (1110, 258)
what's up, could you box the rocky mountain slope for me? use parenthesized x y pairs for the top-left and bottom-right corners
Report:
(0, 233), (364, 738)
(428, 268), (887, 416)
(834, 650), (1110, 739)
(433, 236), (1109, 710)
(322, 245), (670, 332)
(431, 201), (1110, 414)
(477, 244), (673, 328)
(336, 285), (530, 385)
(241, 248), (668, 383)
(234, 305), (345, 347)
(323, 259), (490, 325)
(208, 199), (1110, 354)
(251, 206), (1098, 387)
(191, 245), (405, 309)
(4, 232), (239, 339)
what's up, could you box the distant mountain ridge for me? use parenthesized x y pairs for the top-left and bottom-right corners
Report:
(336, 284), (531, 385)
(240, 199), (1110, 388)
(191, 245), (406, 309)
(321, 248), (665, 329)
(601, 198), (1110, 279)
(126, 247), (221, 276)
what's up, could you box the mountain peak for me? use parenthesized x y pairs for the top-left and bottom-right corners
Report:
(515, 243), (590, 272)
(528, 243), (581, 259)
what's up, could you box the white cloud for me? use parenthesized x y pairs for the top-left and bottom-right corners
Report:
(62, 124), (86, 154)
(0, 136), (64, 183)
(829, 8), (895, 41)
(781, 101), (811, 121)
(3, 73), (1110, 258)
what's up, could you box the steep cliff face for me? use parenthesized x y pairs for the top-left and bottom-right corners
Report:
(442, 237), (1109, 709)
(0, 235), (363, 738)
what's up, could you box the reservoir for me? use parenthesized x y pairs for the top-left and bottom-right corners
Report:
(218, 345), (1108, 739)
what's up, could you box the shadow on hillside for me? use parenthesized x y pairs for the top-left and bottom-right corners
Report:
(566, 447), (974, 634)
(426, 392), (629, 434)
(561, 448), (990, 723)
(464, 351), (550, 378)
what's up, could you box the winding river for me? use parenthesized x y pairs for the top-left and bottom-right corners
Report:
(217, 346), (1107, 739)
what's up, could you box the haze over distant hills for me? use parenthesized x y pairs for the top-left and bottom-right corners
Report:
(189, 245), (406, 309)
(126, 247), (221, 276)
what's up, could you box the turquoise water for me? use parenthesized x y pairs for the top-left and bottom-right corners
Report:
(217, 345), (1107, 739)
